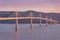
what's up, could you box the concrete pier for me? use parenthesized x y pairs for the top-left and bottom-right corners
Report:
(39, 14), (42, 27)
(30, 12), (33, 28)
(46, 16), (48, 26)
(50, 17), (53, 24)
(15, 10), (18, 31)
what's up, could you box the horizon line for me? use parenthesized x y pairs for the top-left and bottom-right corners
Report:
(0, 10), (60, 13)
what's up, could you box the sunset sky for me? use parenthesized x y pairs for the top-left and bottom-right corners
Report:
(0, 0), (60, 13)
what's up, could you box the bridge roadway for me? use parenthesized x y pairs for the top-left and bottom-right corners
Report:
(0, 17), (58, 22)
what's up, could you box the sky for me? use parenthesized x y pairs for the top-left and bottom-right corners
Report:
(0, 0), (60, 13)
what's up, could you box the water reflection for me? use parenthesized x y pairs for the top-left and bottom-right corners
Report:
(15, 29), (19, 40)
(15, 28), (18, 32)
(30, 26), (33, 32)
(39, 26), (42, 32)
(0, 24), (60, 40)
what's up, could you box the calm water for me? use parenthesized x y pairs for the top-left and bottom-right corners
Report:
(0, 24), (60, 40)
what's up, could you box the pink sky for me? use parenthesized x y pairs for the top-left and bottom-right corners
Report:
(0, 0), (60, 13)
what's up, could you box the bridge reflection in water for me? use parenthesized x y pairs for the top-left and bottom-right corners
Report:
(0, 24), (60, 40)
(0, 10), (58, 31)
(15, 25), (35, 40)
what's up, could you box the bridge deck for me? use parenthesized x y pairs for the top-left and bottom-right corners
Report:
(0, 17), (57, 22)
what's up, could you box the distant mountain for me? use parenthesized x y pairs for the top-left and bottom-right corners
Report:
(0, 10), (60, 23)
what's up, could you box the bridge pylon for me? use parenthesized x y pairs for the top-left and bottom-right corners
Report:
(15, 10), (18, 32)
(30, 12), (33, 28)
(54, 21), (58, 24)
(46, 16), (48, 26)
(39, 14), (42, 27)
(50, 17), (53, 24)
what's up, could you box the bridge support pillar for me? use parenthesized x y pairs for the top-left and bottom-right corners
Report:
(46, 16), (48, 26)
(50, 17), (53, 25)
(15, 10), (18, 32)
(40, 20), (42, 27)
(39, 14), (42, 27)
(46, 21), (48, 26)
(54, 21), (57, 24)
(15, 19), (18, 31)
(30, 18), (33, 28)
(51, 21), (53, 25)
(53, 21), (55, 25)
(30, 12), (33, 28)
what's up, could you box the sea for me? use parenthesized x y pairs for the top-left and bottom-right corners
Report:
(0, 24), (60, 40)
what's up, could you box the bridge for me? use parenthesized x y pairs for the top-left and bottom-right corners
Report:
(0, 10), (59, 31)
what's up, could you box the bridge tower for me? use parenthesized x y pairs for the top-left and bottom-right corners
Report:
(30, 12), (33, 28)
(15, 10), (18, 31)
(39, 14), (42, 27)
(54, 21), (56, 24)
(50, 17), (53, 24)
(55, 21), (58, 24)
(46, 16), (48, 26)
